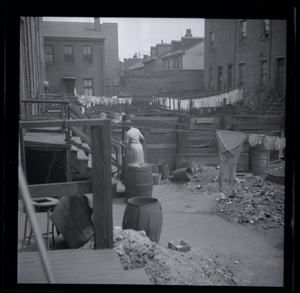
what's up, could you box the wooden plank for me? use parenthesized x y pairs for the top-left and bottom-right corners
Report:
(26, 181), (93, 199)
(90, 121), (113, 249)
(178, 115), (190, 155)
(18, 249), (129, 284)
(176, 153), (249, 171)
(21, 99), (69, 104)
(20, 119), (107, 129)
(70, 126), (91, 145)
(147, 143), (177, 149)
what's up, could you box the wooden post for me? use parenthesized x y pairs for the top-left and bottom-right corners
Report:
(90, 119), (113, 249)
(177, 115), (190, 168)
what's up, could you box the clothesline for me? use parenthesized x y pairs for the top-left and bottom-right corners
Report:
(216, 129), (285, 151)
(77, 95), (134, 108)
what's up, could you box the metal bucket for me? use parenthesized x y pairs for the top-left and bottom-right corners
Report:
(172, 167), (193, 181)
(152, 173), (161, 185)
(159, 163), (169, 180)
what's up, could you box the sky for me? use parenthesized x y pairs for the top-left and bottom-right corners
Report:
(43, 17), (205, 61)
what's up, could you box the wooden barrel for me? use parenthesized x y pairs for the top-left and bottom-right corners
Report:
(249, 145), (270, 176)
(159, 163), (169, 180)
(172, 167), (193, 181)
(50, 195), (94, 248)
(122, 197), (163, 243)
(125, 163), (153, 200)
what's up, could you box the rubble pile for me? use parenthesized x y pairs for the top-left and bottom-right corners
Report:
(81, 226), (237, 285)
(112, 226), (237, 285)
(214, 175), (285, 230)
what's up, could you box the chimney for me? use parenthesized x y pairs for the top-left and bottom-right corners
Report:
(161, 40), (163, 44)
(185, 29), (192, 37)
(94, 17), (101, 31)
(143, 54), (149, 61)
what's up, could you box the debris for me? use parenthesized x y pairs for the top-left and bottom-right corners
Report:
(81, 226), (238, 285)
(214, 174), (284, 230)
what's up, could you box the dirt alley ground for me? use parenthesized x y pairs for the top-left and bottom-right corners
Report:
(112, 164), (285, 286)
(18, 165), (285, 286)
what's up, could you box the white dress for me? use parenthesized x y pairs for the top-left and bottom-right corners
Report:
(124, 128), (145, 164)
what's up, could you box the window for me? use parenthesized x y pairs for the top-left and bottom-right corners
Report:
(262, 19), (270, 39)
(83, 45), (92, 64)
(238, 63), (245, 87)
(260, 60), (268, 86)
(209, 67), (213, 90)
(163, 61), (167, 70)
(44, 44), (54, 63)
(239, 20), (247, 44)
(64, 45), (74, 63)
(173, 59), (176, 69)
(217, 66), (223, 91)
(209, 31), (214, 47)
(177, 57), (181, 69)
(84, 79), (93, 96)
(227, 65), (233, 90)
(167, 60), (170, 70)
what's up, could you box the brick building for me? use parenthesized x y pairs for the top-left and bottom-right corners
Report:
(43, 18), (119, 95)
(204, 19), (287, 101)
(20, 17), (46, 115)
(118, 30), (204, 97)
(161, 30), (204, 70)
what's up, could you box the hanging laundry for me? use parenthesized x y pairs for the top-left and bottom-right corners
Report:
(216, 130), (248, 190)
(263, 136), (276, 150)
(248, 133), (259, 146)
(257, 134), (264, 144)
(274, 136), (285, 151)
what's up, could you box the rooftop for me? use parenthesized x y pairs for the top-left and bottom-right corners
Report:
(43, 21), (109, 40)
(161, 39), (204, 60)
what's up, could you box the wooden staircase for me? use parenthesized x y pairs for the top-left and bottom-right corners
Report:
(238, 88), (286, 115)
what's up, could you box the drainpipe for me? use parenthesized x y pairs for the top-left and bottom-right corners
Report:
(268, 20), (272, 90)
(233, 20), (237, 90)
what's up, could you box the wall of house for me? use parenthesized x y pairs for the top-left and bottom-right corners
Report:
(101, 23), (120, 85)
(182, 41), (204, 70)
(121, 70), (204, 96)
(44, 37), (105, 95)
(20, 17), (46, 115)
(204, 19), (287, 101)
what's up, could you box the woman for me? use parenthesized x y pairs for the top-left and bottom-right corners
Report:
(123, 120), (145, 164)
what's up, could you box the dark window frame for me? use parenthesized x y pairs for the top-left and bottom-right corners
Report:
(83, 45), (93, 64)
(209, 31), (214, 48)
(260, 60), (268, 86)
(262, 19), (270, 40)
(64, 45), (74, 64)
(45, 44), (54, 63)
(238, 62), (245, 88)
(239, 20), (247, 45)
(83, 78), (93, 96)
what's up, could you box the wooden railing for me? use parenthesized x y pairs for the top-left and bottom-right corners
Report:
(19, 118), (113, 249)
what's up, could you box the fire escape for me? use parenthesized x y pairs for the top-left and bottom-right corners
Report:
(238, 87), (286, 115)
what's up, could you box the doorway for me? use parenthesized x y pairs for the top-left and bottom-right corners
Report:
(64, 79), (76, 95)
